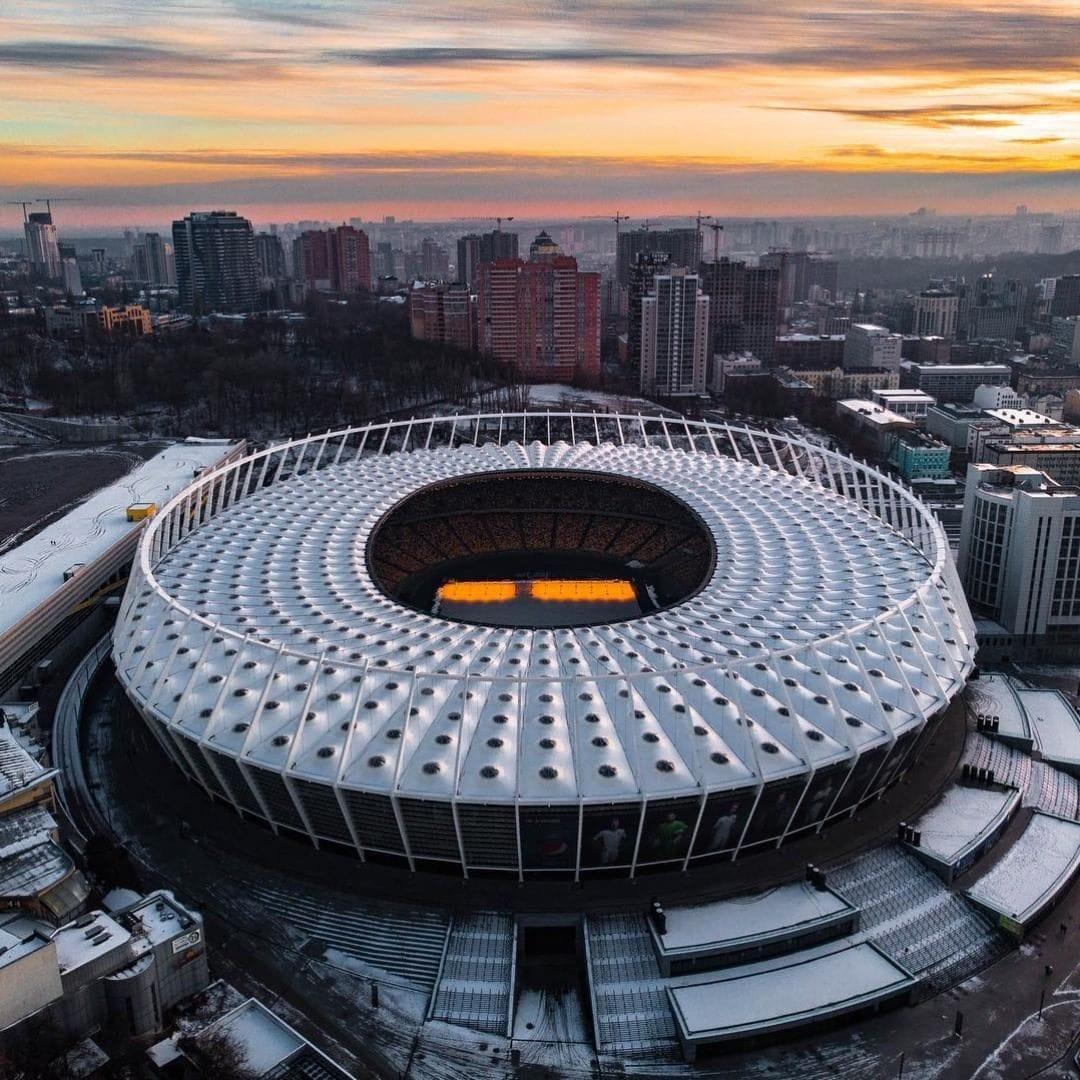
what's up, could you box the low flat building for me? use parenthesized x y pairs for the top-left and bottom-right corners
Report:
(887, 429), (951, 481)
(836, 399), (914, 452)
(4, 890), (209, 1046)
(870, 388), (935, 425)
(0, 910), (62, 1031)
(793, 366), (899, 400)
(926, 402), (988, 449)
(900, 362), (1012, 403)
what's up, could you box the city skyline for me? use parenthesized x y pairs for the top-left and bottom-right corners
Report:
(0, 0), (1078, 226)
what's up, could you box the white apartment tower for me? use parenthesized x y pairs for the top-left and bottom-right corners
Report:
(640, 268), (710, 397)
(958, 463), (1080, 638)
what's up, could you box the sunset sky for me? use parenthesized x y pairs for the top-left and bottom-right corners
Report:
(1, 0), (1078, 227)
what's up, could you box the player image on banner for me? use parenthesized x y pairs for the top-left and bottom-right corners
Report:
(639, 798), (698, 864)
(581, 804), (641, 869)
(691, 791), (757, 858)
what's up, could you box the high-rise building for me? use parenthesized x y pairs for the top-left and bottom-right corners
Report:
(843, 324), (903, 372)
(131, 232), (175, 285)
(475, 240), (600, 382)
(626, 250), (671, 375)
(1051, 275), (1080, 319)
(616, 227), (702, 287)
(376, 241), (395, 279)
(958, 463), (1080, 639)
(24, 211), (61, 278)
(697, 258), (780, 362)
(292, 225), (371, 293)
(912, 287), (959, 339)
(254, 232), (286, 281)
(420, 238), (450, 280)
(639, 268), (710, 397)
(61, 258), (82, 296)
(456, 230), (518, 285)
(966, 274), (1026, 341)
(760, 251), (839, 309)
(171, 211), (258, 314)
(742, 265), (781, 363)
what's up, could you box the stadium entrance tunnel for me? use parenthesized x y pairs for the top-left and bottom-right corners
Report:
(366, 470), (717, 628)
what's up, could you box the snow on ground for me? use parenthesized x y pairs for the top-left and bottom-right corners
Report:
(522, 383), (680, 416)
(0, 440), (236, 633)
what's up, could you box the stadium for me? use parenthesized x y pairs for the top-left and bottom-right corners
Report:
(112, 412), (976, 882)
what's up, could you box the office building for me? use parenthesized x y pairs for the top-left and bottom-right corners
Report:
(1050, 275), (1080, 318)
(899, 362), (1012, 403)
(24, 211), (61, 279)
(1050, 317), (1080, 364)
(844, 324), (903, 372)
(966, 275), (1026, 341)
(959, 463), (1080, 641)
(969, 409), (1059, 462)
(639, 268), (710, 397)
(836, 399), (915, 453)
(975, 424), (1080, 487)
(171, 211), (258, 314)
(775, 334), (845, 370)
(871, 388), (935, 425)
(913, 287), (959, 340)
(887, 430), (951, 481)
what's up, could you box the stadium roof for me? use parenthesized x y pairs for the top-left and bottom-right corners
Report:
(114, 414), (975, 809)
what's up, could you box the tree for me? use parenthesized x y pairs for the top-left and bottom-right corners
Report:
(177, 1026), (258, 1079)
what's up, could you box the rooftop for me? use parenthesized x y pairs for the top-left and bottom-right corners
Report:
(915, 785), (1017, 866)
(966, 812), (1080, 924)
(666, 939), (915, 1043)
(0, 440), (236, 641)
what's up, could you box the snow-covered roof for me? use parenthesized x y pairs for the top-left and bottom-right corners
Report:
(915, 785), (1018, 866)
(655, 881), (855, 957)
(666, 939), (915, 1043)
(968, 676), (1030, 745)
(1016, 690), (1080, 769)
(0, 440), (237, 639)
(966, 811), (1080, 925)
(0, 720), (52, 802)
(53, 911), (130, 975)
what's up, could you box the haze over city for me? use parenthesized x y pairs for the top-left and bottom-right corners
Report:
(7, 3), (1080, 1079)
(1, 0), (1079, 224)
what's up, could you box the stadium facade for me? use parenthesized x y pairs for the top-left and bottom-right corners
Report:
(112, 413), (975, 879)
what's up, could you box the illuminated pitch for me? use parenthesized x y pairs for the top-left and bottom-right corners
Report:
(437, 579), (636, 604)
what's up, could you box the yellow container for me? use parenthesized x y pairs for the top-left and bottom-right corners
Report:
(126, 502), (158, 522)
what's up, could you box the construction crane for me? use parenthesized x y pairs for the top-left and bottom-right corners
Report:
(5, 200), (35, 222)
(37, 196), (83, 216)
(494, 215), (514, 233)
(706, 221), (724, 263)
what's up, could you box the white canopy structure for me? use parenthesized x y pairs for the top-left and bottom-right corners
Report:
(113, 412), (975, 879)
